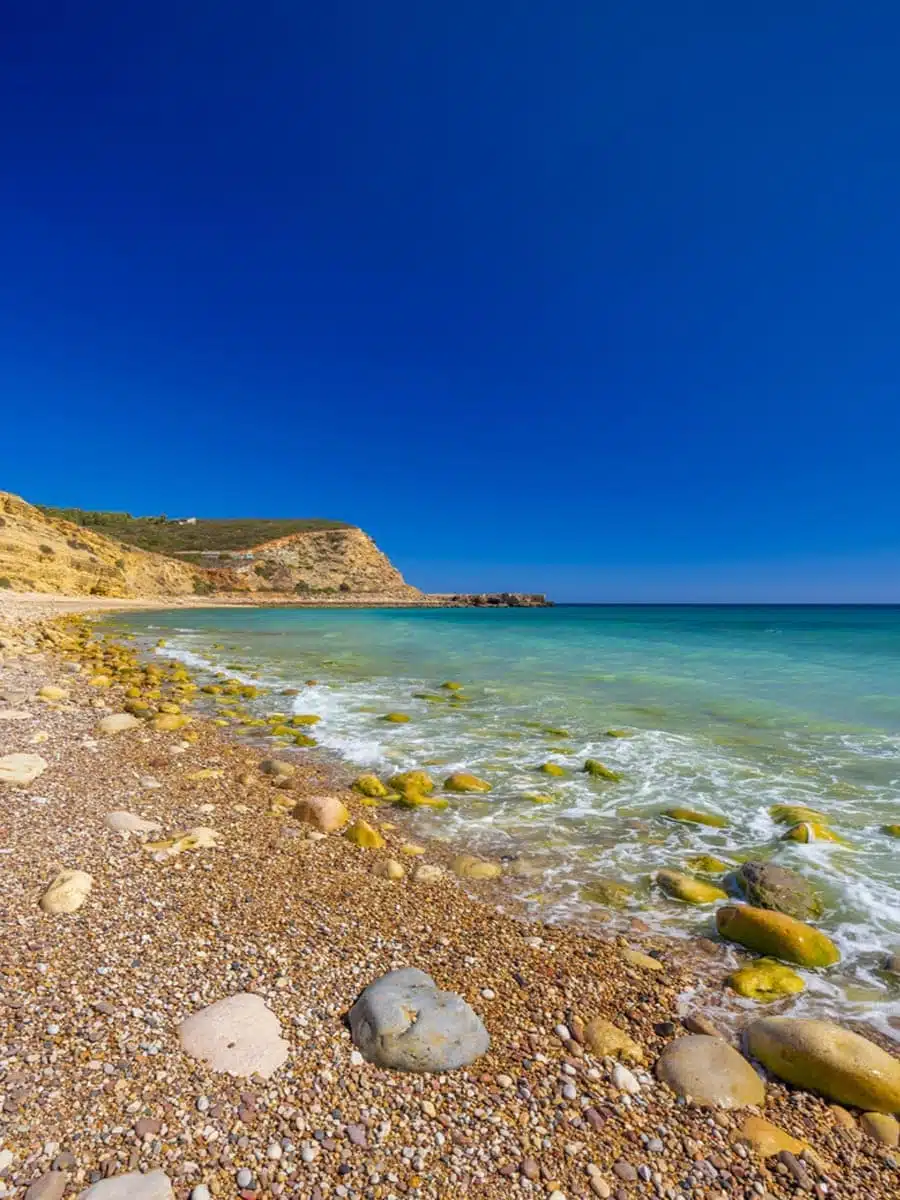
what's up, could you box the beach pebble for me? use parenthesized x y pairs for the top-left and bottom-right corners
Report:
(178, 993), (288, 1079)
(97, 713), (142, 735)
(104, 810), (162, 835)
(611, 1064), (641, 1094)
(554, 1024), (571, 1042)
(39, 869), (93, 914)
(0, 752), (48, 785)
(412, 863), (444, 884)
(25, 1172), (68, 1200)
(189, 1188), (211, 1200)
(0, 1149), (12, 1172)
(235, 1169), (253, 1189)
(349, 967), (489, 1072)
(301, 1145), (319, 1163)
(77, 1169), (174, 1198)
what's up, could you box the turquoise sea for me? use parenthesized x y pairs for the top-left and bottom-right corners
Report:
(106, 604), (900, 1034)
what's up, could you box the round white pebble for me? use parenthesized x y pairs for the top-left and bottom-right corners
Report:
(190, 1188), (211, 1200)
(236, 1168), (253, 1188)
(267, 1143), (282, 1161)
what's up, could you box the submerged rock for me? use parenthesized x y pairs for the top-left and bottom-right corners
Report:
(657, 869), (726, 905)
(881, 824), (900, 838)
(451, 853), (502, 880)
(348, 967), (489, 1072)
(655, 1035), (765, 1108)
(583, 759), (621, 781)
(388, 770), (435, 796)
(746, 1017), (900, 1112)
(538, 762), (567, 777)
(178, 993), (288, 1079)
(727, 958), (805, 1003)
(581, 879), (633, 908)
(781, 822), (846, 844)
(687, 854), (729, 875)
(770, 804), (826, 825)
(662, 807), (727, 828)
(443, 772), (492, 793)
(382, 712), (411, 723)
(734, 861), (822, 921)
(716, 905), (840, 968)
(373, 858), (405, 881)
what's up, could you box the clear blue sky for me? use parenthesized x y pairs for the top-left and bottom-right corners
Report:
(2, 2), (898, 601)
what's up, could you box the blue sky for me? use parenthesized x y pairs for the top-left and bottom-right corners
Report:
(1, 2), (898, 601)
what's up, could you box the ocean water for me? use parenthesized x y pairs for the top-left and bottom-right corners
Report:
(105, 604), (900, 1033)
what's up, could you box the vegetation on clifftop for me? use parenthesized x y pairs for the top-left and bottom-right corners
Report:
(36, 509), (353, 553)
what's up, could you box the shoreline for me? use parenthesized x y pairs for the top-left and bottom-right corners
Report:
(1, 601), (898, 1197)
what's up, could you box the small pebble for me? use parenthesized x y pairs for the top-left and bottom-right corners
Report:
(190, 1188), (211, 1200)
(235, 1169), (253, 1189)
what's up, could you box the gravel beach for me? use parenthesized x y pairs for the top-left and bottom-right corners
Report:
(1, 596), (898, 1199)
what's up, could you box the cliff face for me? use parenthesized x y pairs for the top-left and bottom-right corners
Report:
(0, 492), (418, 599)
(0, 492), (210, 597)
(233, 528), (420, 597)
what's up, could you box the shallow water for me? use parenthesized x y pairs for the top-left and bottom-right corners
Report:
(105, 604), (900, 1035)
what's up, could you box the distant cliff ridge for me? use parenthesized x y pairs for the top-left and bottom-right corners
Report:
(0, 493), (548, 604)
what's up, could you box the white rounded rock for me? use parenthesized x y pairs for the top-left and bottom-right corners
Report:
(0, 753), (48, 785)
(104, 811), (162, 835)
(40, 869), (93, 914)
(178, 993), (288, 1079)
(97, 713), (142, 735)
(77, 1169), (173, 1199)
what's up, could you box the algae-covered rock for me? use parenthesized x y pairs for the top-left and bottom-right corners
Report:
(382, 712), (411, 723)
(443, 773), (492, 793)
(583, 759), (622, 781)
(882, 824), (900, 838)
(353, 773), (391, 798)
(389, 770), (435, 796)
(538, 762), (567, 777)
(860, 1112), (900, 1146)
(524, 792), (554, 804)
(291, 714), (321, 726)
(735, 862), (822, 921)
(734, 1115), (809, 1157)
(440, 681), (463, 690)
(395, 791), (449, 810)
(662, 807), (727, 828)
(728, 958), (805, 1003)
(345, 819), (386, 850)
(687, 854), (729, 875)
(656, 1035), (766, 1108)
(38, 685), (69, 702)
(150, 713), (188, 732)
(770, 804), (826, 825)
(716, 905), (839, 967)
(584, 1017), (644, 1062)
(451, 854), (502, 880)
(781, 822), (846, 845)
(657, 869), (727, 905)
(605, 729), (631, 738)
(745, 1017), (900, 1112)
(582, 879), (633, 908)
(261, 758), (295, 778)
(293, 733), (317, 747)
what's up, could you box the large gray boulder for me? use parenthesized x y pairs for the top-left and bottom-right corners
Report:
(349, 967), (489, 1073)
(734, 861), (822, 920)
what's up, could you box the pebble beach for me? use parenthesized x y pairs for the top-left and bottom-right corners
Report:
(1, 596), (899, 1200)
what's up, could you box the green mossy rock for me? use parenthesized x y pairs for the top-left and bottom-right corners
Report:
(605, 729), (631, 738)
(662, 807), (728, 828)
(388, 770), (435, 796)
(440, 681), (463, 690)
(291, 714), (321, 726)
(581, 879), (633, 908)
(524, 792), (554, 804)
(538, 762), (567, 777)
(394, 791), (449, 810)
(781, 822), (847, 845)
(687, 854), (729, 875)
(745, 1017), (900, 1112)
(657, 869), (727, 905)
(882, 824), (900, 837)
(443, 772), (492, 793)
(583, 759), (622, 781)
(735, 861), (823, 921)
(382, 712), (412, 723)
(345, 819), (385, 850)
(150, 713), (189, 732)
(293, 733), (317, 747)
(728, 958), (805, 1002)
(353, 773), (391, 798)
(770, 804), (826, 825)
(716, 905), (840, 968)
